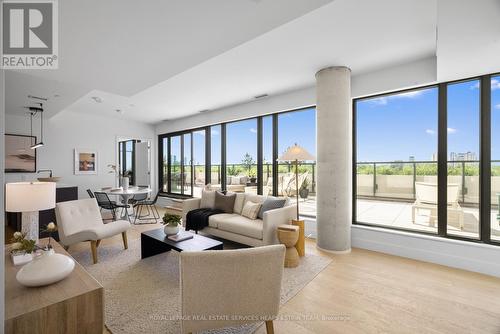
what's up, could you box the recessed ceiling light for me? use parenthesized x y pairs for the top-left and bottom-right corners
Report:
(254, 94), (268, 99)
(115, 109), (124, 114)
(91, 96), (103, 103)
(199, 109), (210, 113)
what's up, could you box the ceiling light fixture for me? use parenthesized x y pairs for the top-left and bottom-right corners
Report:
(26, 103), (45, 149)
(91, 96), (103, 103)
(199, 109), (210, 113)
(254, 94), (268, 99)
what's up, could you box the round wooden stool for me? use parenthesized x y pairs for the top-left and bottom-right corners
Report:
(277, 225), (300, 268)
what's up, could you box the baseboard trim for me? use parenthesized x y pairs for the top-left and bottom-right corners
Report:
(316, 245), (351, 254)
(351, 224), (500, 277)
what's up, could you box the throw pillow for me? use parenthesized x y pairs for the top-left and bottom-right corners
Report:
(200, 189), (216, 209)
(241, 201), (262, 220)
(258, 197), (287, 219)
(239, 176), (249, 185)
(231, 176), (241, 185)
(214, 191), (236, 213)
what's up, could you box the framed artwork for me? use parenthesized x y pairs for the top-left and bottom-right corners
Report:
(74, 149), (98, 175)
(5, 134), (37, 173)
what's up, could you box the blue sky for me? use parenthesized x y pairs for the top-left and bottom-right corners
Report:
(189, 108), (316, 165)
(355, 78), (500, 162)
(183, 77), (499, 165)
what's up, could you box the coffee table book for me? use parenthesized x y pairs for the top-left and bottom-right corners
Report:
(167, 232), (194, 242)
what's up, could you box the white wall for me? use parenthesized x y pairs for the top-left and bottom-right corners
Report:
(156, 57), (437, 134)
(5, 110), (155, 199)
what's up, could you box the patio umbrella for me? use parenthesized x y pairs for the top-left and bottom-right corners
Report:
(277, 143), (316, 220)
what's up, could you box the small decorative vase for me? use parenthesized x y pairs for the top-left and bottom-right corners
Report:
(122, 177), (129, 190)
(16, 248), (75, 287)
(164, 225), (180, 236)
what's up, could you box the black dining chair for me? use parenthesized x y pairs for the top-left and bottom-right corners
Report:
(86, 189), (95, 198)
(133, 192), (160, 225)
(94, 192), (130, 222)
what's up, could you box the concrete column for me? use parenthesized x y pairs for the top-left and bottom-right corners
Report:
(315, 66), (352, 253)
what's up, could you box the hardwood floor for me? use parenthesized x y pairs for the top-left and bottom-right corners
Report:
(8, 207), (500, 333)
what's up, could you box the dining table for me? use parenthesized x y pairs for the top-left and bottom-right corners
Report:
(102, 186), (152, 221)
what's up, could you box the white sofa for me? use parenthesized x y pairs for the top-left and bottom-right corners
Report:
(182, 193), (296, 246)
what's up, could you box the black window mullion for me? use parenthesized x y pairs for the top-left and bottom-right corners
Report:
(257, 117), (263, 195)
(206, 127), (211, 185)
(190, 132), (194, 196)
(167, 137), (171, 194)
(480, 75), (492, 242)
(180, 135), (185, 195)
(438, 83), (448, 237)
(272, 114), (279, 197)
(352, 100), (357, 224)
(221, 124), (227, 192)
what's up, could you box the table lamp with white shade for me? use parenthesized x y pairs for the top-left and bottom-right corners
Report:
(277, 144), (315, 258)
(6, 182), (56, 243)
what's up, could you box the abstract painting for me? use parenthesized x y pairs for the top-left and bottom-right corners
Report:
(5, 134), (37, 173)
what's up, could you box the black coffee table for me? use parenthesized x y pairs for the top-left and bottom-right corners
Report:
(140, 228), (223, 259)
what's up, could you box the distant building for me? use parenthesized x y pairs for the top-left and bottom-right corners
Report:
(450, 151), (477, 162)
(409, 156), (415, 162)
(431, 153), (438, 161)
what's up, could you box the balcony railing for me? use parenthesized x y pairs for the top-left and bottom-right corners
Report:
(357, 160), (500, 206)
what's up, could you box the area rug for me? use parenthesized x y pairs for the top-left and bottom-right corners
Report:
(71, 239), (332, 334)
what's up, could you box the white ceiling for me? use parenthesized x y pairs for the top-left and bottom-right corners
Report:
(5, 0), (500, 124)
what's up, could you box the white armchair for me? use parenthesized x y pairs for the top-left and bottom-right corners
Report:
(180, 245), (285, 334)
(55, 198), (131, 264)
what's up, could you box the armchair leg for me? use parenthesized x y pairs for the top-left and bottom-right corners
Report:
(96, 239), (101, 247)
(265, 320), (274, 334)
(122, 231), (128, 250)
(90, 240), (98, 264)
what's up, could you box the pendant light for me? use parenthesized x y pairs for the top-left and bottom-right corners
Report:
(30, 104), (44, 149)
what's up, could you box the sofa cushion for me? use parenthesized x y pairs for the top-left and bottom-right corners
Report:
(200, 189), (216, 209)
(241, 201), (262, 219)
(243, 193), (266, 206)
(208, 213), (239, 228)
(217, 216), (264, 239)
(233, 193), (245, 215)
(258, 197), (287, 219)
(214, 191), (236, 213)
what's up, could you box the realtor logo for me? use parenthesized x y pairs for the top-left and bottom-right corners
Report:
(2, 0), (58, 69)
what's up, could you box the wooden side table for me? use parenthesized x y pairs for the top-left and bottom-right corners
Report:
(277, 225), (299, 268)
(5, 239), (104, 333)
(292, 219), (305, 257)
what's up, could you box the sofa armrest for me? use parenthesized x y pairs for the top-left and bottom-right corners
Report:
(182, 198), (201, 225)
(262, 205), (296, 245)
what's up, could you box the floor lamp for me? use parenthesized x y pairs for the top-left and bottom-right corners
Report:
(6, 182), (56, 244)
(278, 143), (315, 256)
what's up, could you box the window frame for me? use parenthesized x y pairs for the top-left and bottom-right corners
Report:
(353, 73), (499, 246)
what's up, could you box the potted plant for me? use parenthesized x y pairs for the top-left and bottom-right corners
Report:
(248, 169), (257, 183)
(162, 213), (181, 235)
(299, 178), (310, 199)
(10, 231), (37, 265)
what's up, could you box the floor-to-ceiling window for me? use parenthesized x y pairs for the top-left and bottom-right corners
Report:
(193, 130), (206, 197)
(170, 136), (182, 194)
(119, 140), (136, 185)
(277, 108), (316, 217)
(183, 133), (192, 196)
(492, 75), (500, 241)
(354, 72), (500, 246)
(262, 115), (274, 195)
(226, 118), (258, 194)
(355, 87), (439, 233)
(211, 125), (222, 187)
(447, 80), (480, 238)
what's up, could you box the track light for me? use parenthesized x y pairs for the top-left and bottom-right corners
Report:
(30, 142), (44, 149)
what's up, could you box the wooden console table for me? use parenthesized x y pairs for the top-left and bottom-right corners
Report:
(5, 239), (104, 334)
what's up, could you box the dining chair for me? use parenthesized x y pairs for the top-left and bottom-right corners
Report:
(133, 192), (160, 224)
(86, 189), (95, 198)
(94, 191), (130, 222)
